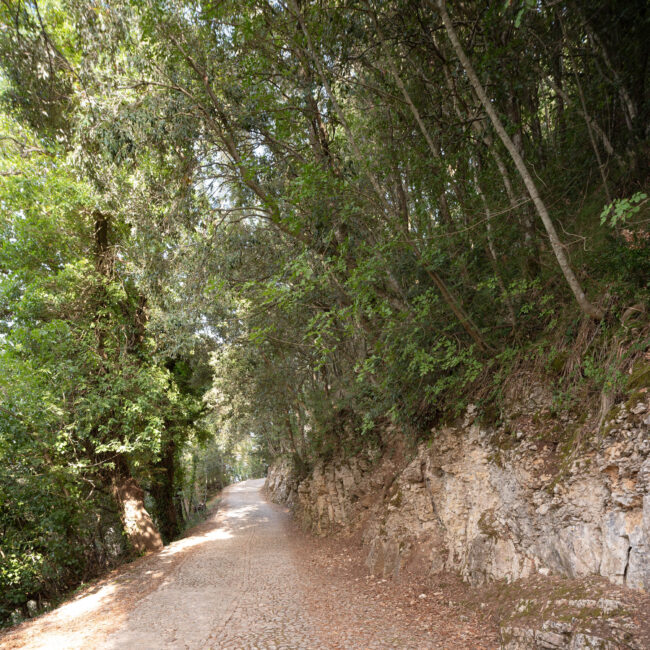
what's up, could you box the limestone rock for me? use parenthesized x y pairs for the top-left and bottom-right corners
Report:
(266, 392), (650, 592)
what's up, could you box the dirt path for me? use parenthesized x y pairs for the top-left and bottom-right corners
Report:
(1, 479), (495, 649)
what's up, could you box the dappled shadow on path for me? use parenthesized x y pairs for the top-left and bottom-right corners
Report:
(0, 480), (266, 650)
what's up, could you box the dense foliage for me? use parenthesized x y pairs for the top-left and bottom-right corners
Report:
(1, 0), (648, 627)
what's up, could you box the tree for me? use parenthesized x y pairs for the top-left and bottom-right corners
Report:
(436, 0), (605, 320)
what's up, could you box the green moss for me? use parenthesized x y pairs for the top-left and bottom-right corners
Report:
(500, 629), (514, 644)
(549, 351), (569, 375)
(601, 402), (622, 434)
(625, 389), (648, 411)
(488, 449), (506, 468)
(389, 489), (403, 508)
(531, 410), (553, 426)
(490, 426), (518, 454)
(512, 599), (535, 618)
(627, 362), (650, 391)
(549, 583), (590, 600)
(478, 400), (501, 427)
(557, 424), (580, 459)
(478, 510), (499, 539)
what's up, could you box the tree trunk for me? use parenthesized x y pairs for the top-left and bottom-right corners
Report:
(150, 437), (182, 542)
(438, 59), (541, 277)
(246, 1), (493, 351)
(436, 0), (604, 321)
(285, 411), (302, 463)
(472, 164), (516, 329)
(557, 13), (612, 203)
(93, 213), (164, 552)
(112, 474), (163, 554)
(574, 4), (637, 133)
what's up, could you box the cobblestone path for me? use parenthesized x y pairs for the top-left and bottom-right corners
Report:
(1, 479), (491, 649)
(102, 479), (322, 649)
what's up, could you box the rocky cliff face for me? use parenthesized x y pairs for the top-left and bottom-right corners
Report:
(266, 390), (650, 593)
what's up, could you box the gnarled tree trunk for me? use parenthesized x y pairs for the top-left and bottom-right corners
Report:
(112, 475), (163, 554)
